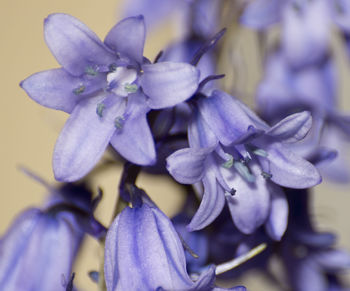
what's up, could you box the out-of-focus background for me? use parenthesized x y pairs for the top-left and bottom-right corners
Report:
(1, 0), (350, 290)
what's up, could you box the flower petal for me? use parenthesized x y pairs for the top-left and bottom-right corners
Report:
(104, 16), (146, 64)
(266, 111), (312, 143)
(314, 250), (350, 271)
(263, 143), (322, 188)
(110, 93), (156, 165)
(105, 204), (194, 290)
(141, 62), (200, 109)
(188, 112), (218, 148)
(44, 13), (115, 76)
(332, 0), (350, 32)
(224, 163), (270, 234)
(265, 186), (288, 240)
(187, 164), (226, 231)
(0, 209), (82, 290)
(198, 90), (268, 146)
(20, 68), (105, 113)
(240, 0), (285, 29)
(53, 94), (125, 182)
(166, 147), (212, 184)
(282, 0), (331, 68)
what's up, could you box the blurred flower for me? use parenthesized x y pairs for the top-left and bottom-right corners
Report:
(257, 50), (350, 182)
(21, 13), (200, 182)
(241, 0), (350, 68)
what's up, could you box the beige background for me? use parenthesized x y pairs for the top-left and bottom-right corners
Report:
(0, 0), (350, 290)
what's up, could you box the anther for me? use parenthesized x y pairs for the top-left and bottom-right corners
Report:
(85, 66), (98, 76)
(234, 161), (255, 183)
(73, 84), (85, 95)
(124, 83), (138, 93)
(222, 155), (234, 169)
(261, 171), (272, 179)
(114, 116), (125, 130)
(96, 103), (105, 118)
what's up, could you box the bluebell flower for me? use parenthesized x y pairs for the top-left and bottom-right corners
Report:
(167, 90), (320, 234)
(240, 0), (350, 68)
(21, 14), (200, 182)
(0, 208), (83, 291)
(123, 0), (222, 39)
(104, 201), (246, 291)
(257, 50), (350, 182)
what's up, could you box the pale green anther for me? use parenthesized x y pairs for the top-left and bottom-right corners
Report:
(114, 116), (125, 129)
(252, 148), (268, 157)
(234, 161), (255, 183)
(261, 171), (272, 179)
(124, 83), (138, 93)
(96, 103), (105, 118)
(222, 155), (234, 169)
(85, 66), (98, 76)
(73, 85), (85, 95)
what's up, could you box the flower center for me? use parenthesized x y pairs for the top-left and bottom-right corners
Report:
(107, 66), (138, 97)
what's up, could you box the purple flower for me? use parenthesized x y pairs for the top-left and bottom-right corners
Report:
(104, 202), (245, 291)
(240, 0), (349, 68)
(257, 50), (350, 182)
(21, 14), (200, 182)
(123, 0), (222, 39)
(0, 208), (83, 291)
(167, 90), (320, 234)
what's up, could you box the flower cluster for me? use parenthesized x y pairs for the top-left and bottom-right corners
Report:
(3, 0), (350, 290)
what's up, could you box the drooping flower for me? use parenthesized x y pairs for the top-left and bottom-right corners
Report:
(0, 172), (106, 291)
(0, 208), (82, 291)
(167, 90), (320, 235)
(257, 50), (350, 182)
(104, 200), (246, 291)
(21, 14), (200, 182)
(240, 0), (350, 68)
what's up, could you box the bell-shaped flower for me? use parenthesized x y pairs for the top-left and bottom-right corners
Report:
(0, 207), (83, 291)
(240, 0), (350, 68)
(21, 13), (200, 182)
(123, 0), (222, 40)
(257, 50), (350, 182)
(167, 90), (320, 234)
(104, 201), (245, 291)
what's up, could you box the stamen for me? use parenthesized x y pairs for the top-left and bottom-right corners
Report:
(215, 243), (267, 275)
(114, 116), (125, 130)
(124, 83), (138, 93)
(234, 161), (255, 183)
(73, 84), (85, 95)
(222, 155), (234, 169)
(85, 66), (98, 76)
(109, 63), (117, 72)
(245, 144), (268, 157)
(261, 171), (272, 179)
(96, 103), (105, 118)
(229, 188), (236, 196)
